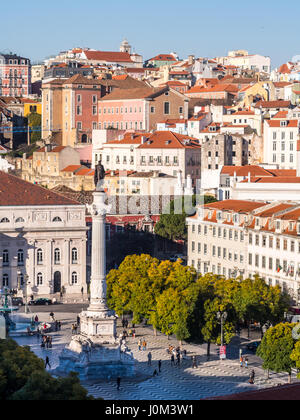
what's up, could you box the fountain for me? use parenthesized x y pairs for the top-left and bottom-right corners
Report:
(0, 288), (38, 338)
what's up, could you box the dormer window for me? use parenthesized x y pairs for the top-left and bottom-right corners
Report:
(276, 221), (281, 231)
(208, 211), (212, 219)
(255, 218), (260, 227)
(280, 121), (287, 127)
(233, 214), (239, 224)
(297, 222), (300, 236)
(289, 222), (294, 231)
(227, 214), (231, 222)
(217, 211), (222, 221)
(0, 218), (9, 223)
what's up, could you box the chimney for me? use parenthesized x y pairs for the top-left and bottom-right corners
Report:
(141, 136), (147, 144)
(248, 172), (251, 183)
(110, 170), (115, 177)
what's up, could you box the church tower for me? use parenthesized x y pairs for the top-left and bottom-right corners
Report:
(120, 39), (132, 54)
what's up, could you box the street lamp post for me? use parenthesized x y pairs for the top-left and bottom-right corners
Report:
(24, 275), (30, 314)
(217, 311), (228, 360)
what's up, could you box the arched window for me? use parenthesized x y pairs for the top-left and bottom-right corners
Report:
(3, 250), (9, 266)
(53, 217), (62, 222)
(15, 217), (25, 223)
(54, 248), (60, 265)
(2, 274), (8, 287)
(17, 249), (24, 266)
(72, 272), (78, 285)
(37, 273), (43, 286)
(0, 217), (10, 223)
(72, 248), (78, 264)
(37, 249), (43, 265)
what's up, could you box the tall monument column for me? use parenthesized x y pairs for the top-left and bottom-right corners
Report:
(88, 190), (109, 313)
(57, 168), (135, 380)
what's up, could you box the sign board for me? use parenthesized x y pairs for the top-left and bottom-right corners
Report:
(220, 345), (227, 360)
(0, 314), (6, 340)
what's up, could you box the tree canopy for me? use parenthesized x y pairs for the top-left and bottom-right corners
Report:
(0, 339), (95, 400)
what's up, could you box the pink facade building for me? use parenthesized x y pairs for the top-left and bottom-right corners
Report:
(0, 54), (31, 97)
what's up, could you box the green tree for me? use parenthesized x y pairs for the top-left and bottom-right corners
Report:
(290, 332), (300, 379)
(0, 339), (95, 400)
(155, 195), (217, 241)
(257, 323), (297, 383)
(27, 112), (42, 143)
(11, 371), (94, 400)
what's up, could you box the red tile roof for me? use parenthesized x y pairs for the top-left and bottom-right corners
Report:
(0, 172), (80, 206)
(84, 50), (133, 63)
(266, 119), (298, 128)
(149, 54), (177, 62)
(221, 165), (272, 177)
(255, 100), (290, 109)
(204, 199), (267, 213)
(138, 131), (200, 149)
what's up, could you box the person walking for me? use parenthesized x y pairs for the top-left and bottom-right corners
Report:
(240, 356), (244, 368)
(132, 328), (136, 339)
(138, 339), (142, 351)
(147, 352), (152, 367)
(171, 354), (175, 367)
(245, 358), (248, 369)
(249, 369), (255, 384)
(81, 287), (84, 297)
(192, 356), (197, 369)
(176, 352), (181, 367)
(143, 340), (147, 351)
(45, 356), (51, 369)
(50, 312), (55, 322)
(117, 377), (121, 391)
(158, 360), (162, 373)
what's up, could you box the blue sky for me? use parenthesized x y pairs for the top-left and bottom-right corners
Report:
(1, 0), (299, 67)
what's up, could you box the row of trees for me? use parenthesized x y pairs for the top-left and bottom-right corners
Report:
(106, 254), (290, 354)
(0, 339), (95, 400)
(257, 323), (300, 382)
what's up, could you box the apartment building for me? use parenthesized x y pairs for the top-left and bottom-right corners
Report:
(187, 199), (300, 303)
(0, 53), (31, 97)
(263, 118), (300, 169)
(97, 86), (189, 132)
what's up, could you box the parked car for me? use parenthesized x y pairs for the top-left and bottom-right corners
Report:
(11, 297), (24, 306)
(169, 254), (186, 262)
(29, 298), (52, 306)
(246, 341), (261, 353)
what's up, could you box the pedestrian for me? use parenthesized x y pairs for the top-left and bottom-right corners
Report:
(45, 356), (51, 369)
(171, 354), (175, 367)
(192, 356), (197, 369)
(158, 360), (162, 373)
(34, 315), (39, 324)
(138, 339), (142, 351)
(81, 287), (84, 296)
(240, 356), (244, 368)
(147, 352), (152, 367)
(249, 370), (255, 384)
(143, 340), (147, 351)
(176, 353), (181, 367)
(125, 319), (129, 329)
(58, 321), (61, 331)
(117, 377), (121, 391)
(153, 370), (158, 377)
(50, 312), (55, 322)
(71, 324), (75, 335)
(132, 328), (136, 339)
(245, 358), (248, 369)
(77, 316), (80, 325)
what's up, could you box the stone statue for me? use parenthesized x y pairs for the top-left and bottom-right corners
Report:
(94, 160), (105, 190)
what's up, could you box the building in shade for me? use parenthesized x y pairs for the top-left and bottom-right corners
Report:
(0, 171), (87, 300)
(0, 53), (31, 97)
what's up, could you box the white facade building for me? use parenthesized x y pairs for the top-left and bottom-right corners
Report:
(263, 119), (300, 169)
(0, 171), (87, 299)
(187, 199), (300, 303)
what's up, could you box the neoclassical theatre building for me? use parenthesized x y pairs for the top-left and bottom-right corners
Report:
(0, 171), (87, 298)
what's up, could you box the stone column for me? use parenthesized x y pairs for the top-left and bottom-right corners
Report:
(88, 190), (109, 314)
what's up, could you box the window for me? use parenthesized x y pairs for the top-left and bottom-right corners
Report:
(17, 249), (24, 266)
(179, 106), (183, 114)
(3, 274), (9, 287)
(53, 217), (62, 222)
(0, 218), (9, 223)
(72, 272), (78, 285)
(54, 248), (60, 264)
(37, 249), (43, 265)
(3, 250), (9, 266)
(204, 244), (207, 255)
(37, 273), (43, 286)
(164, 102), (170, 115)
